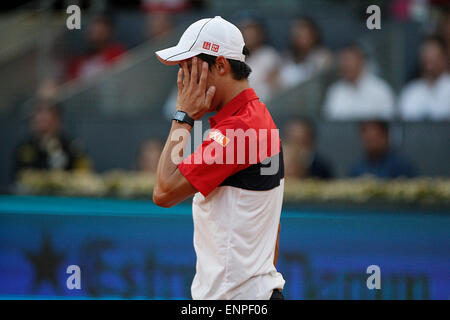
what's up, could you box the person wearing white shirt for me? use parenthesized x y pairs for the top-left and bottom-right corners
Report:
(237, 14), (281, 102)
(324, 44), (395, 120)
(278, 16), (333, 90)
(246, 45), (281, 102)
(399, 36), (450, 121)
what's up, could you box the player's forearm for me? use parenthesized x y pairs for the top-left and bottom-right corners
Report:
(154, 121), (192, 195)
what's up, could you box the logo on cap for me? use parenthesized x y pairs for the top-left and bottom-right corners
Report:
(202, 41), (211, 50)
(202, 41), (220, 53)
(211, 44), (219, 52)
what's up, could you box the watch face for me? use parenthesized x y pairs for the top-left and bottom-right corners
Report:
(174, 111), (184, 121)
(173, 111), (193, 126)
(175, 112), (184, 121)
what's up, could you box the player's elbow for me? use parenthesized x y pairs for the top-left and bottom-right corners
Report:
(153, 192), (172, 208)
(153, 185), (174, 208)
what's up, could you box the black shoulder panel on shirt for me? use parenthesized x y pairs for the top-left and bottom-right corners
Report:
(219, 147), (285, 191)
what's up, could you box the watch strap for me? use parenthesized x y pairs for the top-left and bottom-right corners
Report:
(172, 110), (194, 127)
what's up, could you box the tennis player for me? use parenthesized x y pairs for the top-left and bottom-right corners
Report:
(153, 16), (285, 300)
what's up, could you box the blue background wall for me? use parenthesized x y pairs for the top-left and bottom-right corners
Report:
(0, 196), (449, 299)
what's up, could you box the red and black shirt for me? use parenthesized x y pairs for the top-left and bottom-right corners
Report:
(178, 88), (284, 197)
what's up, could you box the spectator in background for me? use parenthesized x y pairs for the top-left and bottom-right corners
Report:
(36, 78), (59, 102)
(438, 9), (450, 68)
(141, 0), (194, 12)
(13, 100), (91, 179)
(284, 118), (333, 179)
(278, 16), (332, 91)
(399, 36), (450, 121)
(137, 139), (163, 174)
(236, 13), (281, 102)
(67, 13), (126, 81)
(146, 11), (174, 41)
(149, 11), (181, 121)
(389, 0), (430, 23)
(324, 44), (395, 120)
(350, 121), (415, 179)
(282, 143), (303, 179)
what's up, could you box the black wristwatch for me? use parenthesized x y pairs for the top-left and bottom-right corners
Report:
(172, 110), (194, 127)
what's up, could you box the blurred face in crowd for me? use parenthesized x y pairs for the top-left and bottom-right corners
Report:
(420, 40), (448, 80)
(339, 48), (365, 83)
(291, 19), (318, 55)
(286, 120), (314, 151)
(138, 140), (163, 173)
(241, 22), (264, 52)
(147, 12), (173, 40)
(88, 17), (113, 51)
(282, 144), (302, 179)
(360, 122), (389, 160)
(440, 12), (450, 45)
(31, 104), (61, 138)
(284, 120), (316, 179)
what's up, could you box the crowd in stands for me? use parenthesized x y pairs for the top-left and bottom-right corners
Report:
(323, 43), (395, 120)
(398, 35), (450, 120)
(12, 2), (450, 184)
(65, 13), (126, 81)
(13, 101), (91, 178)
(283, 118), (333, 180)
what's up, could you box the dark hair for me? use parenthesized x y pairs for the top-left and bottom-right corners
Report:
(31, 100), (62, 120)
(293, 15), (323, 46)
(91, 11), (115, 29)
(197, 46), (252, 80)
(422, 34), (447, 54)
(340, 42), (367, 60)
(360, 120), (389, 135)
(233, 11), (269, 45)
(287, 116), (317, 140)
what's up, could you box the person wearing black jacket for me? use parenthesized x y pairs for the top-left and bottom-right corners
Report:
(13, 100), (91, 179)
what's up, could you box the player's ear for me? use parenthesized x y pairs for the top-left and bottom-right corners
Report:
(215, 56), (229, 76)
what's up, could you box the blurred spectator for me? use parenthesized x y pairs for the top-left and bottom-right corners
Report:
(284, 118), (333, 179)
(67, 13), (126, 81)
(36, 79), (59, 102)
(390, 0), (412, 21)
(278, 16), (332, 90)
(390, 0), (430, 23)
(137, 139), (163, 174)
(324, 44), (395, 121)
(399, 36), (450, 121)
(163, 87), (179, 121)
(141, 0), (192, 13)
(13, 100), (91, 179)
(350, 121), (415, 178)
(146, 12), (175, 41)
(283, 143), (303, 179)
(236, 13), (281, 102)
(438, 10), (450, 67)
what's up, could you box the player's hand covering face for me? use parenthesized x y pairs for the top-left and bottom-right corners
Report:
(176, 57), (216, 120)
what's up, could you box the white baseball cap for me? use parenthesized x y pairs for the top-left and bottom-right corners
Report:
(155, 16), (246, 65)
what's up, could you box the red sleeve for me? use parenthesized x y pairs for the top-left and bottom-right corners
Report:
(178, 119), (255, 197)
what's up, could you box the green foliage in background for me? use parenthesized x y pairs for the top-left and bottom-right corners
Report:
(16, 169), (450, 207)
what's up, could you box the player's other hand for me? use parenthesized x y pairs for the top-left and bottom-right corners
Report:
(176, 57), (216, 120)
